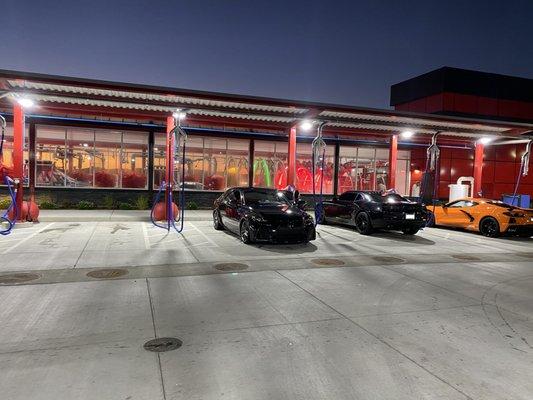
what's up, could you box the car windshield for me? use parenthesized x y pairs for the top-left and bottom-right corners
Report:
(367, 193), (408, 203)
(242, 189), (291, 205)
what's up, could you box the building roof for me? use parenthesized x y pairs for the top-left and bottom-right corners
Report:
(390, 66), (533, 106)
(1, 69), (532, 141)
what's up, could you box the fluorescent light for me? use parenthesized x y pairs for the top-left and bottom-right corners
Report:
(172, 110), (186, 120)
(300, 120), (313, 131)
(17, 98), (34, 108)
(478, 137), (494, 145)
(400, 130), (414, 138)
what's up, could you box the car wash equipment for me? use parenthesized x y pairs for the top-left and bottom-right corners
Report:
(509, 139), (532, 207)
(150, 112), (187, 233)
(311, 121), (327, 226)
(0, 176), (18, 235)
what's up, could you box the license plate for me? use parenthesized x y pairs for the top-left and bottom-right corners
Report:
(405, 214), (415, 220)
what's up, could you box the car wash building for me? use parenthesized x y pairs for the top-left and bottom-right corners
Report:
(0, 67), (532, 208)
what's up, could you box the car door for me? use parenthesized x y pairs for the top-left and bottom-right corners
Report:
(221, 189), (240, 232)
(439, 200), (476, 227)
(336, 192), (357, 222)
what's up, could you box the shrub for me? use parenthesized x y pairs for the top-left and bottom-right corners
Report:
(134, 194), (149, 210)
(118, 202), (134, 210)
(186, 201), (199, 210)
(39, 200), (58, 210)
(77, 200), (96, 210)
(102, 195), (115, 209)
(122, 172), (147, 188)
(95, 171), (116, 188)
(0, 196), (11, 210)
(61, 200), (76, 209)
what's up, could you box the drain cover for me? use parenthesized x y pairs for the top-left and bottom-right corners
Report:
(372, 256), (405, 263)
(0, 272), (41, 285)
(214, 263), (249, 272)
(452, 254), (481, 261)
(144, 337), (182, 352)
(311, 258), (345, 266)
(86, 268), (128, 279)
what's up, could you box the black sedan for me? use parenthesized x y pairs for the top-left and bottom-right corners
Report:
(213, 187), (316, 244)
(320, 191), (427, 235)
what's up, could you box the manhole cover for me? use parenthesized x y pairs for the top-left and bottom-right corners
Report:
(86, 268), (128, 279)
(372, 256), (405, 263)
(311, 258), (345, 266)
(213, 263), (249, 272)
(144, 337), (182, 352)
(452, 254), (481, 261)
(0, 273), (41, 285)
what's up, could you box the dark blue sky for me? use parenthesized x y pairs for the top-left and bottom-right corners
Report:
(1, 0), (532, 108)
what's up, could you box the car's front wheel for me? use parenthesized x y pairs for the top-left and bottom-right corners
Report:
(213, 210), (224, 230)
(479, 217), (500, 238)
(355, 212), (373, 235)
(240, 219), (253, 244)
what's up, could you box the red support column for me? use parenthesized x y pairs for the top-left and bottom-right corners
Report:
(473, 142), (484, 197)
(13, 103), (25, 220)
(287, 126), (297, 187)
(165, 116), (175, 218)
(388, 134), (398, 190)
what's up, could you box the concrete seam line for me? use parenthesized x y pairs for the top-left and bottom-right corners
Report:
(1, 222), (54, 255)
(274, 270), (474, 400)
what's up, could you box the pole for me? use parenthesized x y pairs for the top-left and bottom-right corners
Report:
(473, 142), (484, 198)
(388, 134), (398, 190)
(13, 103), (24, 220)
(287, 126), (297, 187)
(165, 116), (175, 219)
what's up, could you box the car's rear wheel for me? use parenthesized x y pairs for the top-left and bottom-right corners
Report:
(240, 220), (253, 244)
(425, 211), (435, 227)
(402, 226), (420, 235)
(479, 217), (500, 238)
(355, 212), (373, 235)
(213, 210), (224, 230)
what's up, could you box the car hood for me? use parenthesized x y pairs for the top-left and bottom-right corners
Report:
(248, 203), (306, 218)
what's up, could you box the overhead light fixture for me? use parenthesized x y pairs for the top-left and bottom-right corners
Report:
(172, 109), (186, 120)
(300, 120), (313, 131)
(478, 137), (494, 145)
(400, 130), (414, 138)
(17, 97), (35, 108)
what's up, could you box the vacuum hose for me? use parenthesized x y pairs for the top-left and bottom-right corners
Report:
(311, 122), (327, 227)
(1, 176), (18, 235)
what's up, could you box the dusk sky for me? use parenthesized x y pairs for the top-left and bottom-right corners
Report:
(1, 0), (532, 108)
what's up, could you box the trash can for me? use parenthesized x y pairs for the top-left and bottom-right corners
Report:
(502, 194), (531, 208)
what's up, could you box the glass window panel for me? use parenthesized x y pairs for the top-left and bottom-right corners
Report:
(1, 123), (29, 185)
(356, 147), (376, 191)
(338, 145), (358, 193)
(203, 138), (227, 191)
(182, 136), (204, 190)
(153, 133), (166, 189)
(94, 130), (120, 188)
(296, 142), (335, 194)
(66, 129), (94, 187)
(226, 139), (249, 188)
(253, 141), (288, 189)
(121, 131), (148, 189)
(36, 126), (67, 187)
(375, 148), (389, 192)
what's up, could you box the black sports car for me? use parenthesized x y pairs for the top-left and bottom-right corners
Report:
(213, 187), (316, 244)
(320, 191), (427, 235)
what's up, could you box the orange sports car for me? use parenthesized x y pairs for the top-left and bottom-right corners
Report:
(428, 198), (533, 238)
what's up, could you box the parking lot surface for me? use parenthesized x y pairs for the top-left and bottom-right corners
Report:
(1, 217), (532, 399)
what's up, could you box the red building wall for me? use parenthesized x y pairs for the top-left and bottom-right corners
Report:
(398, 94), (532, 200)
